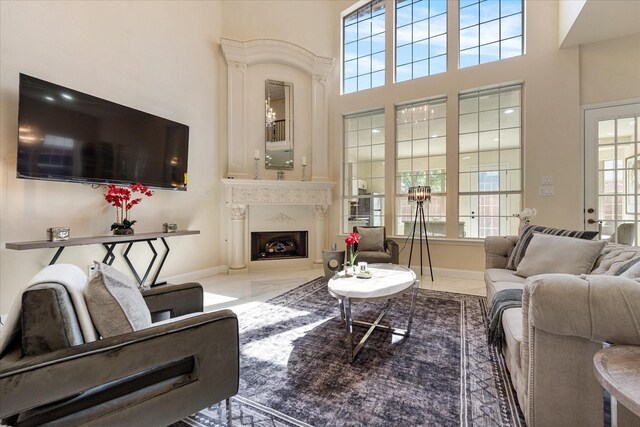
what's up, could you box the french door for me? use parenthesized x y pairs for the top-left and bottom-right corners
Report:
(584, 101), (640, 246)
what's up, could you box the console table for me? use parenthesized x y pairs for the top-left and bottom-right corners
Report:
(6, 230), (200, 287)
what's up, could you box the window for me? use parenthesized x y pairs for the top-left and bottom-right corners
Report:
(343, 0), (386, 94)
(343, 110), (385, 233)
(396, 0), (447, 83)
(395, 98), (447, 236)
(459, 0), (523, 68)
(459, 84), (522, 238)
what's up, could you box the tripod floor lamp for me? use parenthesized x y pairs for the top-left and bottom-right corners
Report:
(407, 185), (434, 281)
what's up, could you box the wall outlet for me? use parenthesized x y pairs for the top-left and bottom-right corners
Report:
(541, 175), (554, 185)
(539, 186), (555, 196)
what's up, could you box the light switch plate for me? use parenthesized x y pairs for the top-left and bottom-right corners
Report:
(541, 175), (554, 185)
(539, 186), (555, 196)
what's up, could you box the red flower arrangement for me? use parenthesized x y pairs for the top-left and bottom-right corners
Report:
(104, 183), (153, 232)
(345, 231), (360, 266)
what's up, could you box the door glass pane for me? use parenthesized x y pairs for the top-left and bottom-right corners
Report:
(593, 114), (638, 245)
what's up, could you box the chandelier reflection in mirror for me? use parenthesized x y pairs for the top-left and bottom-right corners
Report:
(265, 97), (276, 128)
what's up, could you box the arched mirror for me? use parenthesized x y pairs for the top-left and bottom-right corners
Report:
(265, 79), (293, 170)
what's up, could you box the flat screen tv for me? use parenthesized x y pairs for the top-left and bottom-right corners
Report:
(16, 74), (189, 190)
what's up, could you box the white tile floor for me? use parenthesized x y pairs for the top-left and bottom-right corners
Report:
(198, 266), (485, 315)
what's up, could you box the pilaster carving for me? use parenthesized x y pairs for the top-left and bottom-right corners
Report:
(230, 204), (247, 220)
(313, 205), (328, 220)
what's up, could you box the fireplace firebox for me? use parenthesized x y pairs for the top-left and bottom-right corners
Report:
(251, 231), (308, 261)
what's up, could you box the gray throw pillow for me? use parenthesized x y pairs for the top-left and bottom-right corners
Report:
(85, 261), (151, 338)
(507, 224), (599, 270)
(357, 227), (385, 252)
(616, 257), (640, 279)
(515, 233), (606, 278)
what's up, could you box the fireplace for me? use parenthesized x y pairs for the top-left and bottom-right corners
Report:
(251, 231), (308, 261)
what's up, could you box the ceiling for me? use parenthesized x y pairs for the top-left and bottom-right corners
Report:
(560, 0), (640, 48)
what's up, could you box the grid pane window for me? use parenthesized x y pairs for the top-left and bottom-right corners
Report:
(343, 110), (385, 233)
(459, 0), (523, 68)
(396, 0), (448, 83)
(344, 0), (386, 94)
(459, 85), (522, 238)
(395, 98), (447, 236)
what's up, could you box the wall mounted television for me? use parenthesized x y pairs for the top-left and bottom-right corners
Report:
(16, 74), (189, 191)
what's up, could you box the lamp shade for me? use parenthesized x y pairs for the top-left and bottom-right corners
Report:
(408, 186), (431, 202)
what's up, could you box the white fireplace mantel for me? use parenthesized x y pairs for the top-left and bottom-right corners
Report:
(222, 179), (335, 271)
(222, 179), (334, 206)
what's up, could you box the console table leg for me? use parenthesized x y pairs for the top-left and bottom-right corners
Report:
(150, 237), (170, 287)
(102, 244), (116, 265)
(123, 241), (158, 286)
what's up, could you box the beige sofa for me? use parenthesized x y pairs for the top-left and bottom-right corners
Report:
(485, 237), (640, 427)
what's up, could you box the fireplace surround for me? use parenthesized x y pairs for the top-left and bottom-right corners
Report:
(222, 179), (335, 271)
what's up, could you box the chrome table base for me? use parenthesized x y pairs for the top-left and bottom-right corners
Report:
(338, 282), (418, 363)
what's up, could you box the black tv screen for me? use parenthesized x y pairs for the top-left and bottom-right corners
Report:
(16, 74), (189, 190)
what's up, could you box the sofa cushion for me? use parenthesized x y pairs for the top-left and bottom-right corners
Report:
(591, 243), (640, 275)
(506, 225), (599, 270)
(486, 280), (526, 307)
(84, 262), (151, 338)
(356, 250), (392, 263)
(515, 233), (606, 278)
(21, 283), (84, 357)
(485, 268), (527, 285)
(502, 307), (523, 370)
(356, 227), (385, 252)
(484, 268), (526, 305)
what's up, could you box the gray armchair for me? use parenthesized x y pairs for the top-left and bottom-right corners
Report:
(0, 275), (239, 426)
(353, 226), (399, 264)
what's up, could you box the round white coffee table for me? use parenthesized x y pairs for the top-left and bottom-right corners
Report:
(328, 263), (418, 363)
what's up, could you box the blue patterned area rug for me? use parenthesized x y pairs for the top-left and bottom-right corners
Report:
(173, 276), (524, 427)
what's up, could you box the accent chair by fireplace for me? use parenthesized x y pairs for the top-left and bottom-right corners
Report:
(352, 226), (399, 265)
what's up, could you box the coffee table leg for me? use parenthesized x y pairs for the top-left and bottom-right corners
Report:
(339, 299), (345, 322)
(406, 281), (419, 336)
(343, 297), (354, 363)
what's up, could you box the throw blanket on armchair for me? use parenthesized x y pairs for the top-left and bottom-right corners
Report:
(487, 288), (523, 350)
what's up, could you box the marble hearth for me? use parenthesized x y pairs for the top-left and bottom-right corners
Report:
(222, 179), (335, 271)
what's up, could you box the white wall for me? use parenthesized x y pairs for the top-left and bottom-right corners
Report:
(579, 33), (640, 105)
(0, 1), (226, 313)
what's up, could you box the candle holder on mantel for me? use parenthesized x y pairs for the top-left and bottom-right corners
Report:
(253, 157), (260, 180)
(301, 156), (308, 181)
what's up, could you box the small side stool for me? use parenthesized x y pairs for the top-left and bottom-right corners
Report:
(322, 250), (345, 278)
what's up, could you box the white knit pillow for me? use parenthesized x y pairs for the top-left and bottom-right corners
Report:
(516, 233), (606, 278)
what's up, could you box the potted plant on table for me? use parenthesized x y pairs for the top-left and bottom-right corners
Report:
(104, 183), (153, 235)
(344, 231), (360, 275)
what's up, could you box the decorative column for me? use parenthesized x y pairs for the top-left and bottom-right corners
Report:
(226, 61), (248, 178)
(312, 204), (328, 265)
(229, 204), (247, 270)
(311, 75), (329, 181)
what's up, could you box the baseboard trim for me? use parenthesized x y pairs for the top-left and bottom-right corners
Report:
(408, 265), (484, 281)
(162, 265), (228, 284)
(162, 264), (483, 283)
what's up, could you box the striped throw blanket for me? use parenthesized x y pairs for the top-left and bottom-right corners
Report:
(487, 289), (523, 350)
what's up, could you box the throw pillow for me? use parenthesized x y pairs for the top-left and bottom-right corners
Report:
(615, 257), (640, 279)
(356, 227), (385, 252)
(515, 233), (606, 278)
(84, 261), (151, 338)
(506, 224), (599, 270)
